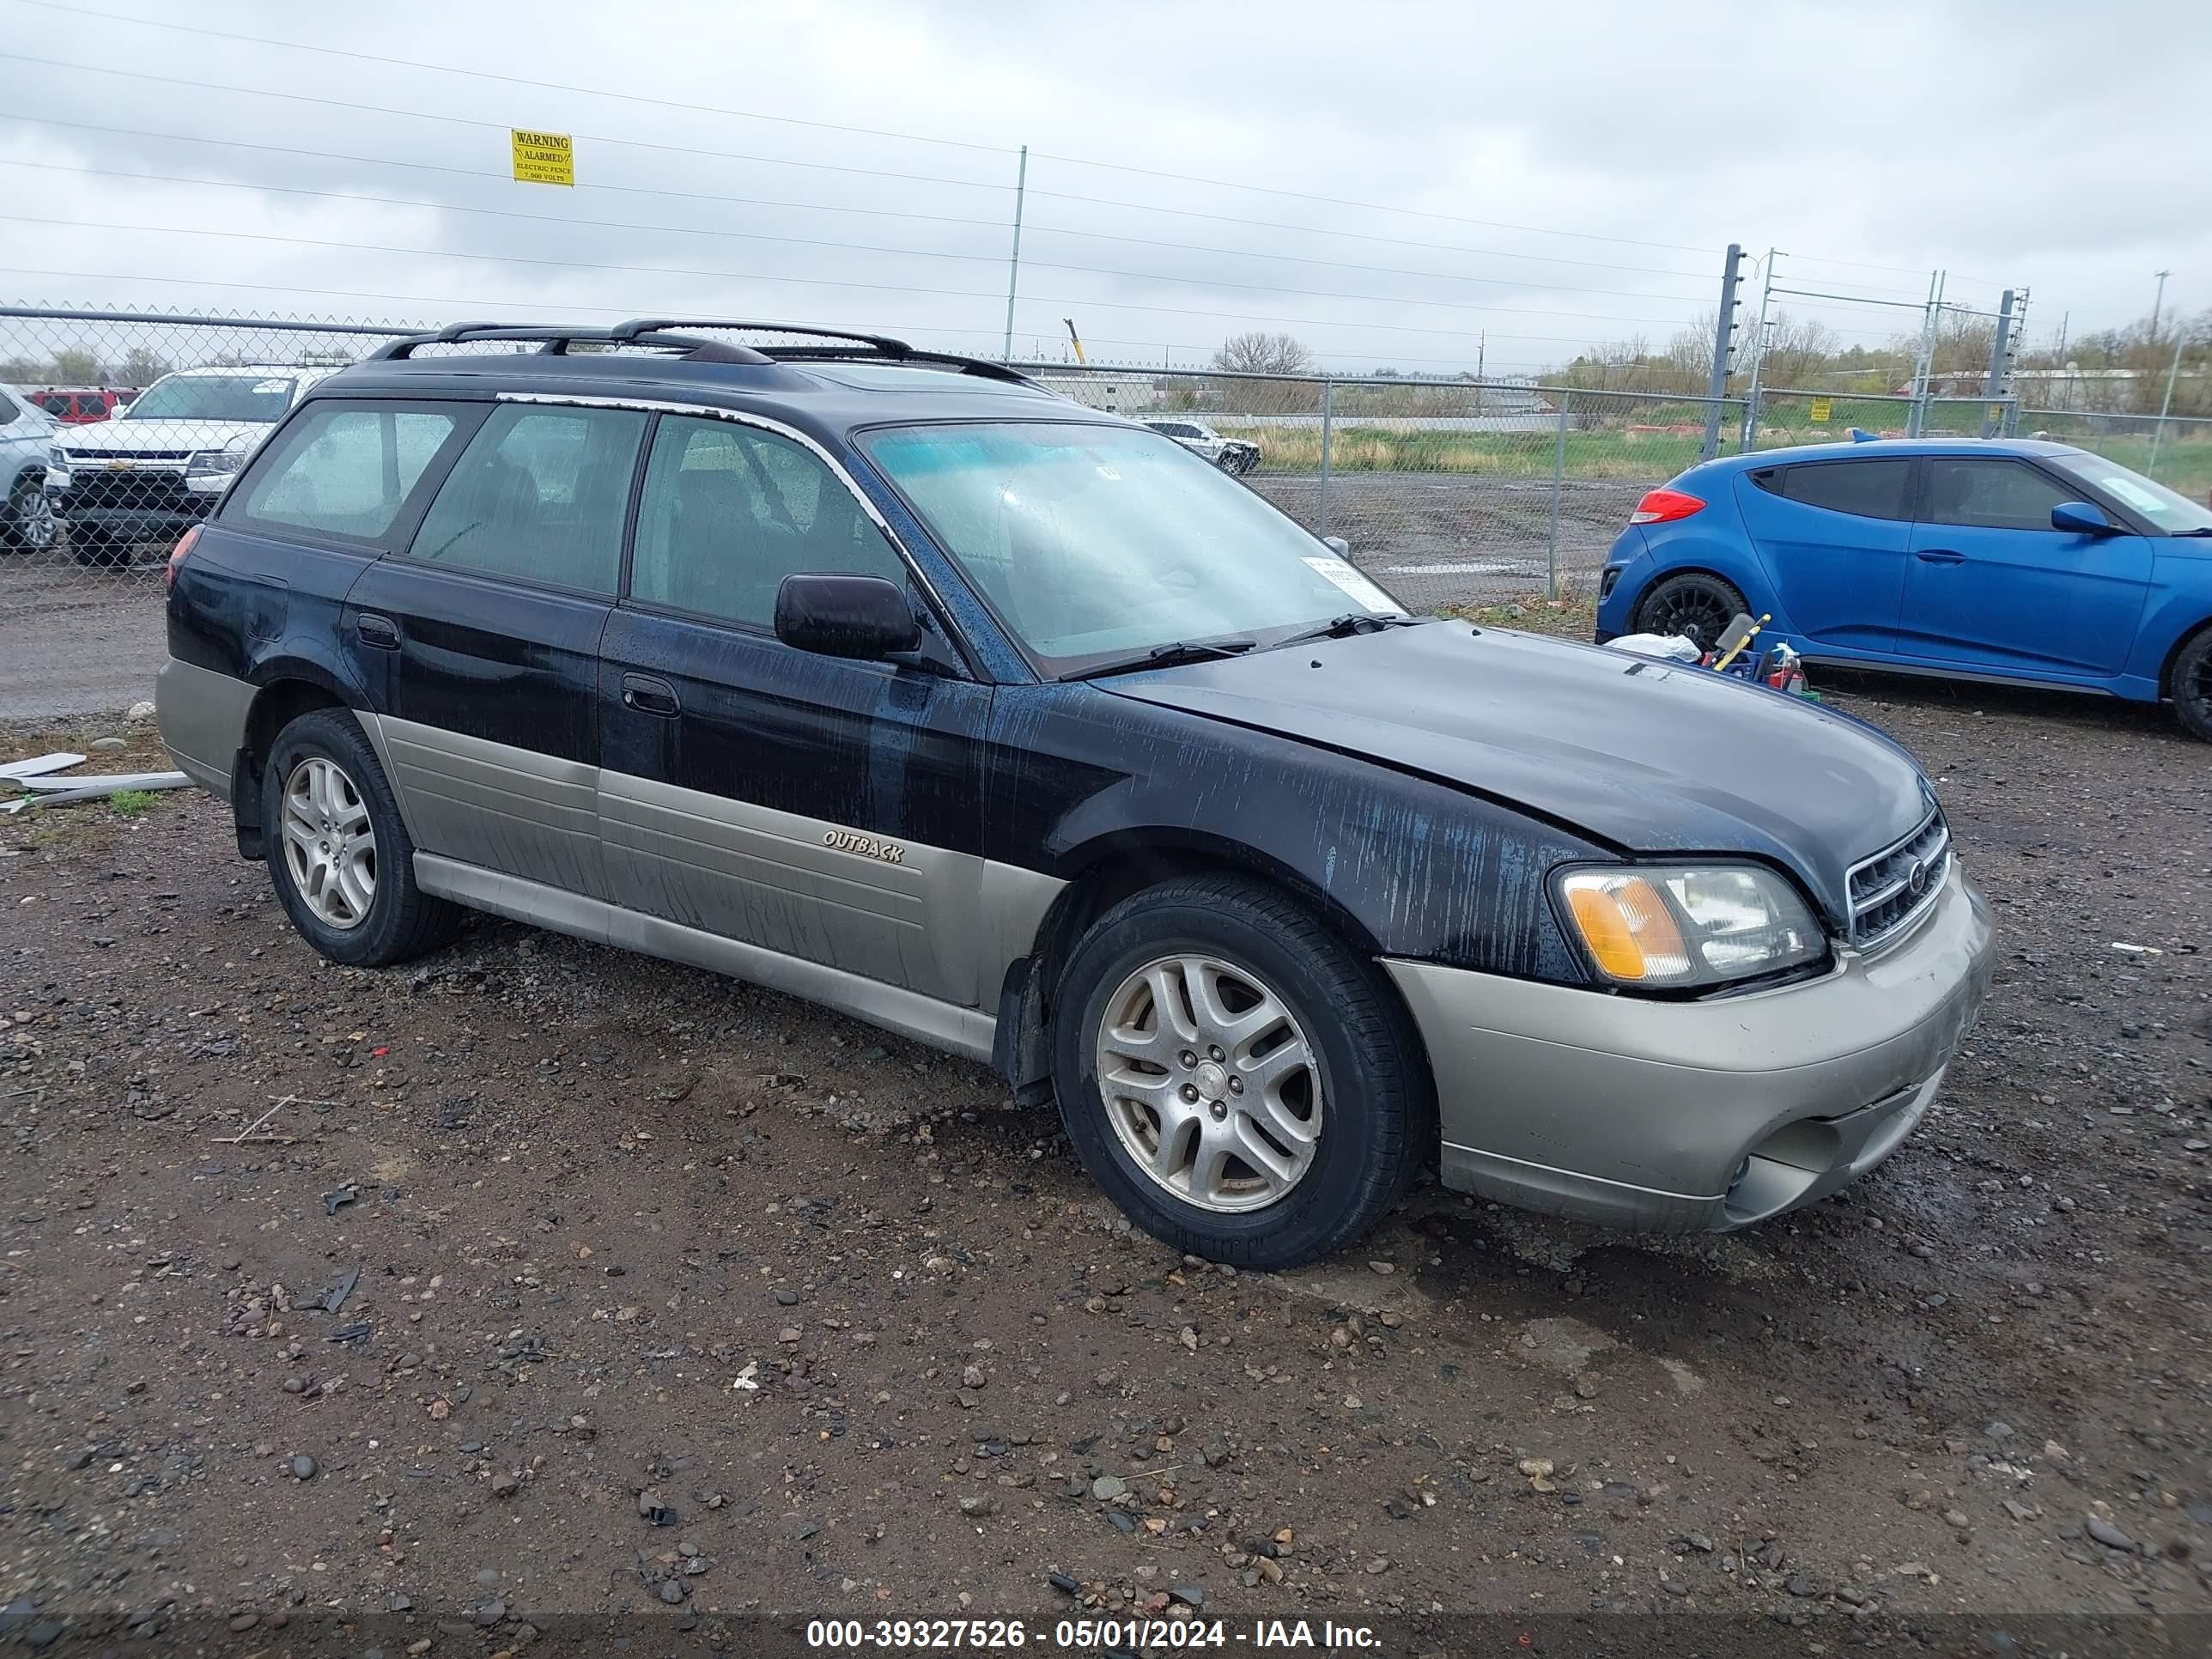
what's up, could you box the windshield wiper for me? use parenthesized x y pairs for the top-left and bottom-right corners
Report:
(1062, 637), (1258, 680)
(2176, 526), (2212, 537)
(1277, 612), (1419, 646)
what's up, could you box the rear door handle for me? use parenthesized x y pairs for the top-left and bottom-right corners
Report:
(1915, 549), (1967, 565)
(356, 612), (401, 649)
(621, 673), (681, 717)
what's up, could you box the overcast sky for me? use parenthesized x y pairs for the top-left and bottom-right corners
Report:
(0, 0), (2202, 374)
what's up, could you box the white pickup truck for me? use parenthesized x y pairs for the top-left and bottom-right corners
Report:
(46, 364), (334, 566)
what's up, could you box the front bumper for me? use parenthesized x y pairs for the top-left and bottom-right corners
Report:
(48, 471), (216, 541)
(1384, 866), (1994, 1232)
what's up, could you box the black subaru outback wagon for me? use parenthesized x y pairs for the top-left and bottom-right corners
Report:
(157, 319), (1993, 1268)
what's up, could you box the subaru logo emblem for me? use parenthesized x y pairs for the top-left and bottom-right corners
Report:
(1905, 858), (1931, 898)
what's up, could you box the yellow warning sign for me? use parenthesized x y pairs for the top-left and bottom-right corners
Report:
(511, 130), (574, 186)
(1808, 398), (1833, 424)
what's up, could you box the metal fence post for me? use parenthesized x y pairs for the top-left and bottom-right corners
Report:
(1547, 392), (1569, 600)
(1978, 289), (2015, 440)
(1317, 380), (1334, 538)
(1703, 243), (1742, 461)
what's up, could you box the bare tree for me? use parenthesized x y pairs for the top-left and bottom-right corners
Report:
(1210, 331), (1314, 377)
(118, 346), (173, 386)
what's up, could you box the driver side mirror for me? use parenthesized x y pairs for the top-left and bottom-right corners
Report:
(774, 574), (921, 660)
(2051, 500), (2118, 536)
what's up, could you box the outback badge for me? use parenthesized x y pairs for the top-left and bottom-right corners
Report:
(823, 829), (904, 865)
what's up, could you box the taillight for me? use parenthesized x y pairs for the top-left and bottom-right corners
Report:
(165, 525), (201, 593)
(1629, 488), (1705, 526)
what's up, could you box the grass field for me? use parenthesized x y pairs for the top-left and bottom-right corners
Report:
(1243, 421), (2212, 501)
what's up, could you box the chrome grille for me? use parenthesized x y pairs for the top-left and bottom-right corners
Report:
(1846, 807), (1950, 949)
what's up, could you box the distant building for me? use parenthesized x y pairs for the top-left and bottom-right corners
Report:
(1032, 373), (1159, 413)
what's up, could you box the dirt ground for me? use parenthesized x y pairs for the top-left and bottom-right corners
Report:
(1, 667), (2207, 1657)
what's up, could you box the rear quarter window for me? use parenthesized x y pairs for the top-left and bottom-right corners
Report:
(1754, 459), (1912, 520)
(230, 402), (471, 544)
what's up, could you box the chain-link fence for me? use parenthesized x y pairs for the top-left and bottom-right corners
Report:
(4, 306), (2210, 717)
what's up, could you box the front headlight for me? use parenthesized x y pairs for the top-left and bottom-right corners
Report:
(1555, 864), (1826, 989)
(47, 444), (68, 471)
(185, 444), (250, 481)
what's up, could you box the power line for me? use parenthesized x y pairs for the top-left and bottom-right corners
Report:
(0, 52), (1015, 192)
(0, 0), (1019, 156)
(9, 0), (1710, 253)
(3, 216), (1663, 347)
(0, 160), (1716, 331)
(1, 108), (1717, 287)
(0, 112), (1018, 234)
(0, 274), (1569, 371)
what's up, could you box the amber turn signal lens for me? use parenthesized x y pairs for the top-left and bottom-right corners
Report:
(1560, 872), (1691, 983)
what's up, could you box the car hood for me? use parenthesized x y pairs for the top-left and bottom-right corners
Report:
(1099, 620), (1933, 925)
(58, 419), (269, 456)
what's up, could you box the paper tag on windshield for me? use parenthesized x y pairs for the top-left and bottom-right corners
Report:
(1303, 556), (1396, 614)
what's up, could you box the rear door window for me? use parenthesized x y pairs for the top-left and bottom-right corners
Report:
(410, 404), (647, 593)
(231, 403), (465, 544)
(1923, 458), (2074, 531)
(629, 415), (903, 627)
(1765, 459), (1912, 520)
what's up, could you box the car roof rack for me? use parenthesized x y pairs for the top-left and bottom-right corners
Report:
(368, 319), (1039, 385)
(608, 319), (1041, 386)
(369, 321), (778, 363)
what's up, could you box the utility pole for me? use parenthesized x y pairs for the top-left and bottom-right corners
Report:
(1980, 289), (2016, 439)
(2152, 269), (2171, 335)
(1704, 242), (1743, 460)
(1000, 144), (1028, 363)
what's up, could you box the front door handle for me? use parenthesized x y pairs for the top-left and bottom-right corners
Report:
(621, 673), (681, 717)
(1915, 549), (1967, 565)
(356, 612), (401, 649)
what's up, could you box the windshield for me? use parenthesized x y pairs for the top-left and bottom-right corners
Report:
(863, 422), (1401, 673)
(2047, 451), (2212, 535)
(125, 374), (297, 423)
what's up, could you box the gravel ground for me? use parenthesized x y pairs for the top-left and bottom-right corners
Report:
(0, 557), (163, 720)
(0, 670), (2207, 1656)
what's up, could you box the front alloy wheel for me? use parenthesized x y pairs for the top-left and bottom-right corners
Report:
(1095, 953), (1323, 1212)
(1052, 875), (1429, 1268)
(3, 476), (55, 552)
(280, 755), (377, 929)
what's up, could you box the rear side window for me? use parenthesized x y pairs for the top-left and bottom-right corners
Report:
(629, 415), (902, 626)
(1923, 458), (2072, 532)
(1759, 459), (1911, 520)
(38, 393), (70, 416)
(232, 404), (462, 543)
(410, 404), (647, 593)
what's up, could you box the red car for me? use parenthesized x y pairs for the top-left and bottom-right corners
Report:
(29, 387), (134, 424)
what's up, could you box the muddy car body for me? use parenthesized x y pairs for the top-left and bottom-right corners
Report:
(155, 320), (1995, 1267)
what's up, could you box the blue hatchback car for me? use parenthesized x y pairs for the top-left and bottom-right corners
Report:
(1594, 438), (2212, 740)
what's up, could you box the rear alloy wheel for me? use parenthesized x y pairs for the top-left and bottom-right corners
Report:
(0, 473), (54, 553)
(1632, 571), (1749, 652)
(2171, 627), (2212, 743)
(1053, 875), (1429, 1268)
(262, 708), (463, 967)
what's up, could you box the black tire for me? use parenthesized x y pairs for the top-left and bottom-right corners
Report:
(1632, 570), (1748, 652)
(261, 708), (463, 968)
(68, 529), (131, 568)
(2170, 627), (2212, 743)
(1215, 449), (1241, 472)
(0, 471), (53, 553)
(1051, 875), (1430, 1269)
